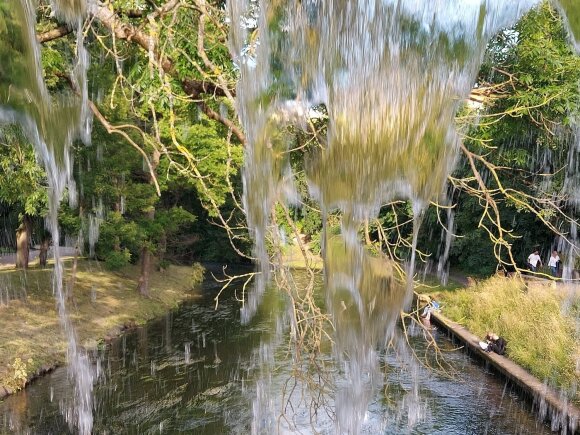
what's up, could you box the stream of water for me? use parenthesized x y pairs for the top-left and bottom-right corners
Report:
(0, 277), (554, 434)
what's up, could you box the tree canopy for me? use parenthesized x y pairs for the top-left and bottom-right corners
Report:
(0, 0), (577, 283)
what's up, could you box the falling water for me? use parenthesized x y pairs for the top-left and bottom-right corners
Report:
(558, 125), (580, 280)
(228, 0), (580, 432)
(555, 0), (580, 52)
(0, 0), (93, 434)
(437, 201), (456, 286)
(88, 196), (104, 257)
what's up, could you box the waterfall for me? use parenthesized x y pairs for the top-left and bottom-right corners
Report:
(228, 0), (580, 432)
(554, 0), (580, 52)
(0, 0), (93, 433)
(0, 0), (577, 433)
(557, 131), (579, 281)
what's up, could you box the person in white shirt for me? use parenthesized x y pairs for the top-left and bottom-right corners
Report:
(548, 250), (560, 277)
(527, 250), (542, 272)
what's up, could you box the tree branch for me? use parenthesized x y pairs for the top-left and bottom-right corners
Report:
(55, 72), (162, 195)
(199, 102), (246, 143)
(37, 25), (72, 43)
(89, 4), (232, 95)
(89, 100), (162, 196)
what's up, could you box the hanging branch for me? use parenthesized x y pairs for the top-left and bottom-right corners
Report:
(88, 101), (162, 196)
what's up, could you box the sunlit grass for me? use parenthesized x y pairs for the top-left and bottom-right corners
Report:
(0, 260), (204, 393)
(281, 243), (324, 270)
(433, 276), (579, 403)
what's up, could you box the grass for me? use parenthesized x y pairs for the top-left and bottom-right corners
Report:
(280, 242), (324, 270)
(0, 260), (204, 393)
(415, 274), (465, 293)
(431, 275), (579, 403)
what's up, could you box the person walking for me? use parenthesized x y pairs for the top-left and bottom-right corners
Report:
(527, 249), (542, 272)
(548, 250), (560, 277)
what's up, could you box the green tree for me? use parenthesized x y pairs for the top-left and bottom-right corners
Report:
(0, 127), (48, 268)
(445, 2), (580, 274)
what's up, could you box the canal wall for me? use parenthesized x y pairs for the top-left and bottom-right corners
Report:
(430, 311), (579, 434)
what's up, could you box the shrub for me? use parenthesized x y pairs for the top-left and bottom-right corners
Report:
(6, 358), (33, 392)
(191, 262), (205, 289)
(104, 249), (131, 270)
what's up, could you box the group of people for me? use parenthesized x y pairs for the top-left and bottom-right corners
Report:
(527, 249), (561, 277)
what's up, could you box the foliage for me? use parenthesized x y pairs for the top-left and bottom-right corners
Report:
(104, 248), (132, 271)
(1, 0), (578, 278)
(5, 357), (33, 392)
(426, 2), (580, 274)
(190, 262), (205, 289)
(0, 127), (47, 217)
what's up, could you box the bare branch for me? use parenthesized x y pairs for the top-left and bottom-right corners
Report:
(199, 101), (246, 143)
(89, 100), (162, 196)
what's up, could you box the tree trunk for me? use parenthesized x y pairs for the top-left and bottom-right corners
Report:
(136, 244), (151, 297)
(136, 149), (160, 297)
(15, 216), (31, 269)
(39, 237), (50, 268)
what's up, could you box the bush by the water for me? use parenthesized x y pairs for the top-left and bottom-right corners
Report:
(191, 262), (205, 289)
(437, 276), (579, 400)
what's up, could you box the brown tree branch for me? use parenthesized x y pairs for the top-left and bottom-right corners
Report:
(89, 100), (161, 196)
(37, 25), (72, 43)
(90, 6), (233, 93)
(199, 101), (246, 143)
(88, 2), (246, 144)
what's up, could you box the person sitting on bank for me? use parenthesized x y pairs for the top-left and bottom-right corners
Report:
(527, 250), (542, 272)
(419, 296), (440, 329)
(548, 250), (560, 277)
(484, 332), (507, 356)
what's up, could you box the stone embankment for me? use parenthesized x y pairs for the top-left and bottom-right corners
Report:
(431, 311), (579, 434)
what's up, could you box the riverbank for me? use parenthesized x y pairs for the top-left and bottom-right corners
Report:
(0, 260), (205, 398)
(430, 310), (580, 433)
(425, 275), (579, 406)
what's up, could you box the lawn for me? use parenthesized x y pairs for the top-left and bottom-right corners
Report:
(0, 260), (204, 394)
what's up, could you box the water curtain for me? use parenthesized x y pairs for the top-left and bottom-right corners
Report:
(0, 0), (93, 433)
(227, 0), (580, 432)
(555, 0), (580, 52)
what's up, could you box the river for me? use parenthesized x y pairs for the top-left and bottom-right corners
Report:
(0, 276), (552, 434)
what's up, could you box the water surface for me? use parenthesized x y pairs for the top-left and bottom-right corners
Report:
(0, 278), (552, 434)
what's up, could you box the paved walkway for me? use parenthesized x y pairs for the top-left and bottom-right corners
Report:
(0, 247), (77, 270)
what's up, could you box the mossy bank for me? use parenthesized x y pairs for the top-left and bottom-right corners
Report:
(0, 260), (205, 398)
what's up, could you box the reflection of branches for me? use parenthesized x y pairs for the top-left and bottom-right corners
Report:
(400, 296), (459, 378)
